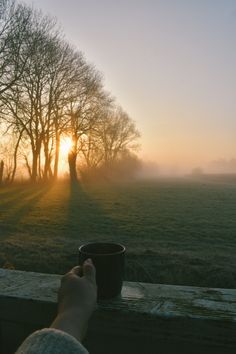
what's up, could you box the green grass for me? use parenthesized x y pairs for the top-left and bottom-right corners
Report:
(0, 177), (236, 288)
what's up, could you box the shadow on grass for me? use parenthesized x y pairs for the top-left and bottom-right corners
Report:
(0, 184), (28, 197)
(0, 184), (48, 209)
(0, 183), (53, 238)
(67, 181), (165, 282)
(67, 181), (124, 243)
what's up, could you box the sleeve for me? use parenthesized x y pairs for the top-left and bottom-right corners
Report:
(15, 328), (89, 354)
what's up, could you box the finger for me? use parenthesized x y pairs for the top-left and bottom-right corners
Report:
(70, 266), (83, 277)
(83, 258), (96, 283)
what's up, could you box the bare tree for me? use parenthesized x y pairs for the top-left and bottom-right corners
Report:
(0, 1), (32, 182)
(0, 1), (141, 184)
(67, 63), (108, 182)
(47, 43), (87, 180)
(0, 7), (61, 182)
(100, 107), (140, 164)
(0, 0), (31, 95)
(0, 137), (14, 182)
(80, 106), (140, 167)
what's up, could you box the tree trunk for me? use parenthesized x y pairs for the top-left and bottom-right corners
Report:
(48, 162), (53, 179)
(11, 130), (24, 183)
(43, 147), (50, 181)
(0, 160), (4, 185)
(31, 152), (38, 182)
(68, 150), (77, 182)
(53, 134), (60, 180)
(38, 152), (42, 180)
(24, 156), (32, 179)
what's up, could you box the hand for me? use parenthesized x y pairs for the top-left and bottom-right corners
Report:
(51, 259), (97, 342)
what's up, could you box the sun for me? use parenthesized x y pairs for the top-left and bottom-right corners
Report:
(60, 136), (73, 156)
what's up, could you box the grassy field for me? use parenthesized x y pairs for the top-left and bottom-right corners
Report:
(0, 177), (236, 288)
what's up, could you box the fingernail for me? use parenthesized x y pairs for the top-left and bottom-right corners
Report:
(85, 258), (93, 265)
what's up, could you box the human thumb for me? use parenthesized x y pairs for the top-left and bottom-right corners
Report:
(83, 258), (96, 283)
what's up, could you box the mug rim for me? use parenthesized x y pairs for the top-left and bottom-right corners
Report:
(79, 242), (125, 257)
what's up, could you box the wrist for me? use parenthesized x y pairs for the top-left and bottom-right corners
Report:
(50, 311), (87, 342)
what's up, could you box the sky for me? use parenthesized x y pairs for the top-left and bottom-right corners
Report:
(23, 0), (236, 173)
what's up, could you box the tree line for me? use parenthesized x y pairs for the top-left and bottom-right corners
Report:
(0, 0), (140, 184)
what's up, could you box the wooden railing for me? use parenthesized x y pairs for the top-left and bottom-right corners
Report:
(0, 269), (236, 354)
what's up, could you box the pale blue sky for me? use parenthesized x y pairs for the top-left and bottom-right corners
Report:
(24, 0), (236, 172)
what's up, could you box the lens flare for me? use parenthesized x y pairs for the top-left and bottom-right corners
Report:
(60, 137), (73, 156)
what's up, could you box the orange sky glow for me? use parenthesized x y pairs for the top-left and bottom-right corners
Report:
(24, 0), (236, 174)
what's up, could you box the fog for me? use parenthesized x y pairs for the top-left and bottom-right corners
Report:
(138, 158), (236, 179)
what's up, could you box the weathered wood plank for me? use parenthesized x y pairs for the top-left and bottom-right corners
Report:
(0, 268), (235, 321)
(0, 269), (236, 354)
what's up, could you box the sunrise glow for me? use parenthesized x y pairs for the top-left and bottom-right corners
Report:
(60, 137), (73, 156)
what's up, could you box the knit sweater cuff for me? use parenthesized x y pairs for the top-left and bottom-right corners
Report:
(15, 328), (89, 354)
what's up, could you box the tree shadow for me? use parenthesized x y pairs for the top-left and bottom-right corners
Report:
(67, 181), (125, 243)
(0, 183), (53, 238)
(0, 184), (46, 210)
(66, 181), (150, 281)
(0, 184), (27, 198)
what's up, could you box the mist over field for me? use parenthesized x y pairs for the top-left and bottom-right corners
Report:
(137, 158), (236, 180)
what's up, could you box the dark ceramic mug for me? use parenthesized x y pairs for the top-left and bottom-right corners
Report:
(78, 242), (125, 299)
